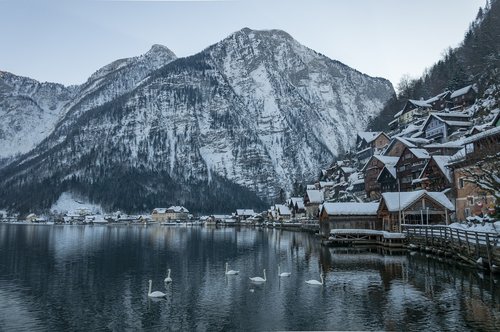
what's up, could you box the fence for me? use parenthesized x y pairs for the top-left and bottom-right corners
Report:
(402, 224), (500, 271)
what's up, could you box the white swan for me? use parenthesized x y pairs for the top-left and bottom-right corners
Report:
(164, 269), (172, 283)
(249, 269), (266, 282)
(305, 274), (324, 285)
(225, 262), (239, 275)
(148, 280), (166, 298)
(278, 264), (291, 277)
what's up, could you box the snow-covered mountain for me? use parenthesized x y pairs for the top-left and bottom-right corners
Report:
(0, 44), (177, 160)
(0, 28), (394, 213)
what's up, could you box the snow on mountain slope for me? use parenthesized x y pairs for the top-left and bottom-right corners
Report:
(0, 44), (176, 160)
(0, 28), (394, 212)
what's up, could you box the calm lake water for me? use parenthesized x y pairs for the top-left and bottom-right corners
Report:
(0, 223), (499, 331)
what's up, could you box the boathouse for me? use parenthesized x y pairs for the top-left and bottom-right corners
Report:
(378, 190), (455, 232)
(319, 202), (380, 236)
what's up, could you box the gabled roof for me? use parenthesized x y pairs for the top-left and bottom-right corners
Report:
(462, 126), (500, 144)
(377, 165), (397, 182)
(236, 209), (255, 216)
(380, 190), (454, 212)
(408, 148), (430, 159)
(322, 202), (379, 216)
(450, 85), (476, 99)
(167, 206), (189, 213)
(275, 204), (291, 216)
(357, 132), (381, 143)
(374, 155), (399, 166)
(306, 190), (324, 204)
(418, 155), (452, 183)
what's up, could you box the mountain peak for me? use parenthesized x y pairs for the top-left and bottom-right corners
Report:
(146, 44), (177, 60)
(235, 27), (293, 40)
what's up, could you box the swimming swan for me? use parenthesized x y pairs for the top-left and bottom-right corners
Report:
(249, 269), (266, 282)
(164, 269), (172, 283)
(305, 274), (324, 285)
(278, 264), (291, 277)
(225, 262), (239, 275)
(148, 280), (166, 298)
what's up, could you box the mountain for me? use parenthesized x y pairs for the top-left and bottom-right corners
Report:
(0, 72), (77, 161)
(0, 28), (394, 213)
(0, 44), (177, 161)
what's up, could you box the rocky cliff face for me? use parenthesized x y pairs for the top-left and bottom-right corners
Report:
(0, 44), (177, 160)
(0, 28), (394, 213)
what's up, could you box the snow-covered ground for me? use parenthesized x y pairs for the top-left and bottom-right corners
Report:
(50, 192), (103, 215)
(449, 220), (500, 234)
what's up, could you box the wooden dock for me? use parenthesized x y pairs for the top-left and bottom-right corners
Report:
(322, 229), (406, 248)
(403, 224), (500, 272)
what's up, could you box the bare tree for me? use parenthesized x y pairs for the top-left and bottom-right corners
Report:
(461, 150), (500, 201)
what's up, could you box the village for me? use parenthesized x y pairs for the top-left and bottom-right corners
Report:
(3, 84), (498, 238)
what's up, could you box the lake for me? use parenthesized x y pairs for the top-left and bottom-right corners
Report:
(0, 223), (499, 331)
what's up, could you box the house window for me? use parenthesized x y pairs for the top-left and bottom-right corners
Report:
(467, 196), (474, 206)
(459, 178), (464, 189)
(465, 208), (471, 217)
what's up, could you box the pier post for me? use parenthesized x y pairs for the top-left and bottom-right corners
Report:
(475, 232), (480, 258)
(485, 233), (493, 270)
(465, 231), (471, 255)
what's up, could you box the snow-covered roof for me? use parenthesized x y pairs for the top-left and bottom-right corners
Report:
(236, 209), (255, 216)
(374, 155), (399, 166)
(295, 200), (305, 210)
(409, 148), (430, 159)
(377, 165), (397, 181)
(341, 167), (356, 174)
(404, 99), (432, 109)
(358, 132), (383, 144)
(275, 204), (291, 216)
(153, 208), (167, 214)
(289, 197), (303, 205)
(306, 190), (324, 204)
(322, 202), (379, 216)
(431, 155), (452, 182)
(424, 140), (464, 149)
(166, 206), (189, 213)
(450, 85), (475, 99)
(306, 184), (316, 190)
(381, 190), (454, 212)
(462, 126), (500, 144)
(319, 181), (335, 188)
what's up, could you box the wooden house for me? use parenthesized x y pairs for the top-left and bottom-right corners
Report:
(275, 204), (292, 221)
(288, 197), (305, 218)
(447, 127), (500, 221)
(396, 147), (430, 191)
(377, 165), (398, 193)
(378, 190), (455, 232)
(355, 132), (390, 164)
(319, 203), (380, 236)
(394, 99), (432, 127)
(450, 85), (478, 110)
(421, 112), (472, 143)
(304, 189), (324, 219)
(383, 137), (418, 157)
(363, 155), (399, 200)
(236, 209), (256, 221)
(412, 155), (452, 192)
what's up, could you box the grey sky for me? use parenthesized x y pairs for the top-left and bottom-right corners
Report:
(0, 0), (485, 88)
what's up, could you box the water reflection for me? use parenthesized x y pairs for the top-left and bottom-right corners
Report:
(0, 224), (498, 331)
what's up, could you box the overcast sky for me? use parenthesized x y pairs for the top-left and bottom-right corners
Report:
(0, 0), (485, 88)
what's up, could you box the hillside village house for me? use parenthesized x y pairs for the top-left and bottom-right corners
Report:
(450, 85), (478, 110)
(396, 147), (431, 192)
(151, 206), (189, 221)
(274, 204), (292, 221)
(378, 190), (455, 232)
(288, 197), (305, 218)
(355, 132), (390, 164)
(363, 155), (399, 199)
(377, 165), (398, 193)
(448, 127), (500, 220)
(412, 155), (452, 192)
(421, 112), (472, 143)
(383, 137), (420, 157)
(394, 99), (432, 128)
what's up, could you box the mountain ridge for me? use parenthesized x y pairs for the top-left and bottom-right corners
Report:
(0, 28), (394, 213)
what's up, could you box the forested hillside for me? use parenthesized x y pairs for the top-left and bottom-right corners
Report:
(369, 0), (500, 131)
